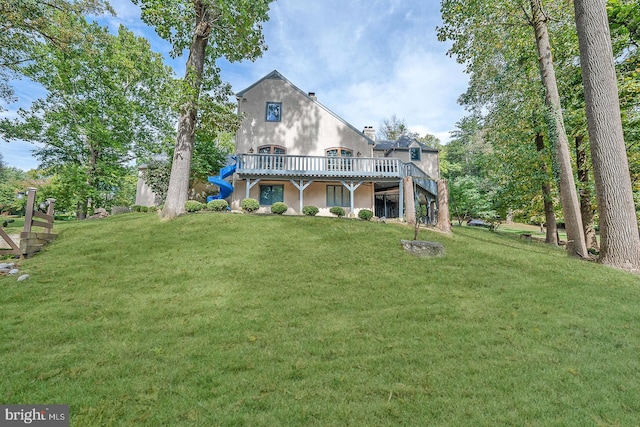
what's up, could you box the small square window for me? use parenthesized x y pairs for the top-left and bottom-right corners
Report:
(410, 147), (421, 161)
(266, 102), (282, 122)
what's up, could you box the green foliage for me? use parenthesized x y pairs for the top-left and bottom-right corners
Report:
(449, 176), (496, 225)
(330, 206), (345, 218)
(270, 202), (288, 215)
(1, 20), (175, 217)
(358, 209), (373, 221)
(140, 158), (171, 204)
(302, 205), (319, 216)
(0, 164), (27, 214)
(0, 0), (114, 106)
(241, 198), (259, 213)
(184, 200), (204, 212)
(207, 199), (228, 212)
(190, 131), (235, 182)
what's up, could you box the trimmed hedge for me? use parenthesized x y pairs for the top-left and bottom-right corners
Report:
(330, 206), (345, 218)
(270, 202), (288, 215)
(302, 205), (319, 216)
(241, 198), (260, 213)
(358, 209), (373, 221)
(207, 199), (229, 212)
(185, 200), (205, 212)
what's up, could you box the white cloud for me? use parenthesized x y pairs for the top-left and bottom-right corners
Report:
(220, 0), (469, 142)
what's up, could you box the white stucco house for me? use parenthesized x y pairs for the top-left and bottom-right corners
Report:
(137, 70), (441, 220)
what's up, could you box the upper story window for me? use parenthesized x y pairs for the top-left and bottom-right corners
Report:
(265, 102), (282, 122)
(258, 145), (285, 169)
(259, 145), (286, 155)
(326, 148), (353, 171)
(410, 147), (421, 161)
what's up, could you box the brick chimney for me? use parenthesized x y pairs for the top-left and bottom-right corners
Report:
(363, 126), (376, 141)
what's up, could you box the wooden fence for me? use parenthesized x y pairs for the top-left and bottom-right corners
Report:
(0, 187), (56, 258)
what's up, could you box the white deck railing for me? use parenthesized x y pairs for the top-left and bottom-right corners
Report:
(237, 154), (404, 179)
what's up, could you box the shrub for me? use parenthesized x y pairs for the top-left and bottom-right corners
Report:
(302, 205), (319, 216)
(208, 199), (229, 212)
(185, 200), (204, 212)
(132, 205), (142, 212)
(241, 198), (260, 213)
(140, 205), (149, 213)
(358, 209), (373, 221)
(330, 206), (345, 218)
(148, 205), (158, 212)
(270, 202), (288, 215)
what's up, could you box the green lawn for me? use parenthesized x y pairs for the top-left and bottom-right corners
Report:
(2, 213), (639, 426)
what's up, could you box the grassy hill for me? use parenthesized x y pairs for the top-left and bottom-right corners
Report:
(2, 213), (639, 426)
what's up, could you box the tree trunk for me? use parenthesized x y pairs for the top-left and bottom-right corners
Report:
(529, 0), (588, 258)
(160, 2), (211, 220)
(535, 133), (558, 245)
(573, 0), (640, 271)
(436, 179), (452, 234)
(575, 134), (599, 251)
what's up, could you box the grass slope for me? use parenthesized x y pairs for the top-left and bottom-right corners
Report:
(2, 213), (639, 426)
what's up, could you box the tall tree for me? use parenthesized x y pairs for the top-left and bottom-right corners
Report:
(573, 0), (640, 271)
(528, 0), (588, 257)
(0, 0), (113, 106)
(134, 0), (274, 219)
(2, 21), (175, 218)
(439, 0), (591, 256)
(378, 114), (410, 140)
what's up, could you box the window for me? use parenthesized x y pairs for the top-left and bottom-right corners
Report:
(257, 145), (285, 169)
(326, 185), (349, 207)
(410, 147), (421, 161)
(258, 145), (286, 155)
(259, 185), (284, 205)
(326, 148), (353, 171)
(265, 102), (282, 122)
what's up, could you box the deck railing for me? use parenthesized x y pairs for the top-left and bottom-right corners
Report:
(237, 154), (405, 179)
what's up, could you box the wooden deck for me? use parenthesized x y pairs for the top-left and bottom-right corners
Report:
(236, 153), (432, 182)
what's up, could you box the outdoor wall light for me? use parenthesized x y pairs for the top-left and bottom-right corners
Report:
(249, 147), (254, 153)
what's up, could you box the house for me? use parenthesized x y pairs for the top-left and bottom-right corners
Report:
(136, 70), (441, 221)
(230, 70), (439, 221)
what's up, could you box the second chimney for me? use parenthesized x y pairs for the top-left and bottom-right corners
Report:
(363, 126), (376, 141)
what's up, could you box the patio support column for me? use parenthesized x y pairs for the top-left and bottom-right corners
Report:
(398, 180), (404, 220)
(290, 179), (314, 213)
(245, 178), (260, 199)
(340, 180), (363, 215)
(404, 176), (416, 226)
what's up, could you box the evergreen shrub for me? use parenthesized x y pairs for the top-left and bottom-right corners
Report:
(302, 205), (319, 216)
(208, 199), (229, 212)
(241, 198), (260, 212)
(271, 202), (288, 215)
(358, 209), (373, 221)
(330, 206), (345, 217)
(185, 200), (204, 212)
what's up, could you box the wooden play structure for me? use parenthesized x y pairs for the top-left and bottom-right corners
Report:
(0, 187), (56, 258)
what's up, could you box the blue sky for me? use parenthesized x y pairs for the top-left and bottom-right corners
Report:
(0, 0), (469, 171)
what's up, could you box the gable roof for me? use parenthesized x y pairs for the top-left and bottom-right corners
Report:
(374, 134), (439, 153)
(236, 70), (375, 146)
